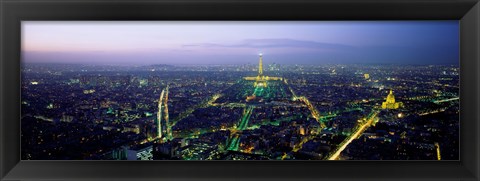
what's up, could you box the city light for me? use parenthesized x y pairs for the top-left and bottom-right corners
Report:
(21, 53), (459, 161)
(397, 113), (403, 118)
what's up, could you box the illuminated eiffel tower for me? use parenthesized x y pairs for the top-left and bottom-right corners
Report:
(244, 54), (283, 88)
(254, 53), (267, 87)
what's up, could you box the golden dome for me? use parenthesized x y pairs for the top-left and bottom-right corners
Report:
(386, 90), (395, 103)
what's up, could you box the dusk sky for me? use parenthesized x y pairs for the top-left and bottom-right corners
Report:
(22, 21), (459, 65)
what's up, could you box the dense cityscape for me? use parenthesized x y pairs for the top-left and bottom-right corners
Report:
(21, 54), (459, 160)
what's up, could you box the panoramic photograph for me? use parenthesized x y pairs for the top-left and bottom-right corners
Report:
(21, 21), (459, 160)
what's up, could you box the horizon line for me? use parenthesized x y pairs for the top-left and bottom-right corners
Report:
(21, 62), (460, 66)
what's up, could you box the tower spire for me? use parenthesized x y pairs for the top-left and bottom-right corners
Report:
(254, 53), (267, 88)
(258, 53), (263, 76)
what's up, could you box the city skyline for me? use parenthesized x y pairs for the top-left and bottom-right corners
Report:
(21, 57), (460, 160)
(22, 21), (459, 65)
(21, 22), (459, 160)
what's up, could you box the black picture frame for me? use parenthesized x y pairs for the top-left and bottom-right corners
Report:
(1, 0), (479, 180)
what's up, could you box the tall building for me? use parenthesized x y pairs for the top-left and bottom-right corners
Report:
(243, 54), (282, 84)
(258, 53), (263, 76)
(242, 54), (283, 101)
(381, 90), (403, 109)
(254, 53), (267, 87)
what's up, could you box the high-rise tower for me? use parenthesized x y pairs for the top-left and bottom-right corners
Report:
(258, 53), (263, 76)
(254, 53), (267, 87)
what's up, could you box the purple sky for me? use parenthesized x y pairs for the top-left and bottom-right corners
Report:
(22, 21), (459, 65)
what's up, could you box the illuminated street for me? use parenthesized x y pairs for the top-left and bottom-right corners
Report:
(327, 110), (380, 160)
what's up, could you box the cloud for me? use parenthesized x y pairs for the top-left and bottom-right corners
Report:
(183, 38), (355, 50)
